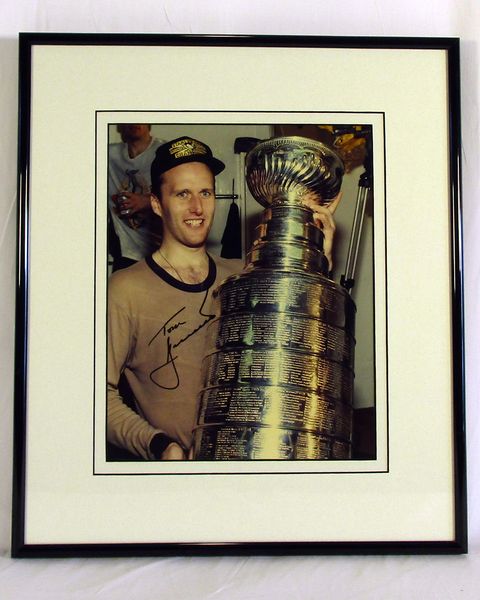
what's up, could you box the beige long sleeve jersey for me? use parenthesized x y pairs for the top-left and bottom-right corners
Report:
(107, 254), (243, 459)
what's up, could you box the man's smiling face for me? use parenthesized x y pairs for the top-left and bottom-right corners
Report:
(153, 162), (216, 249)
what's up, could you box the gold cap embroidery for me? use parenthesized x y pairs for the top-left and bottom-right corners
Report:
(169, 138), (208, 159)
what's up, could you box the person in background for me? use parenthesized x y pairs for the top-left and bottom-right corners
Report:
(108, 124), (164, 271)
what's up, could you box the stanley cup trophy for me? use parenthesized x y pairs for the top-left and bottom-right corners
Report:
(193, 136), (356, 460)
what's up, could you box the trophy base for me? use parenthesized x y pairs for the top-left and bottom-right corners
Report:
(193, 424), (351, 460)
(194, 268), (356, 461)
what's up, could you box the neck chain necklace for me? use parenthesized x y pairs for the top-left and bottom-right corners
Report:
(158, 249), (185, 283)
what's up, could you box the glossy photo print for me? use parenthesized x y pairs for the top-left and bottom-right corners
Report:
(103, 121), (379, 468)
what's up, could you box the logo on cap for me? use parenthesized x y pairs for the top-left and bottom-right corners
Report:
(169, 138), (208, 159)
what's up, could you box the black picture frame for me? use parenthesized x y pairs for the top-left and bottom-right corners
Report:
(13, 33), (466, 557)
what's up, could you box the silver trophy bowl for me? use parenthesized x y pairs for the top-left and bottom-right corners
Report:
(245, 135), (345, 207)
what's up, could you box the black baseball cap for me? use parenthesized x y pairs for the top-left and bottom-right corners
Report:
(151, 136), (225, 193)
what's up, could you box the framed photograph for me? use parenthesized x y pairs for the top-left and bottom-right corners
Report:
(13, 33), (466, 556)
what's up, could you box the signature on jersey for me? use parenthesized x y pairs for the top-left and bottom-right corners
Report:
(148, 290), (214, 390)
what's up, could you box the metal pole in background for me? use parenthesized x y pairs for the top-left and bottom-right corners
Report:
(340, 131), (373, 292)
(340, 170), (372, 291)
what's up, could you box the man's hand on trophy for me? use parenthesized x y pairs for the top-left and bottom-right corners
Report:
(302, 191), (343, 271)
(161, 441), (186, 460)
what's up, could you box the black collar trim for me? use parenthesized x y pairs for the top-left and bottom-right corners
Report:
(145, 253), (217, 292)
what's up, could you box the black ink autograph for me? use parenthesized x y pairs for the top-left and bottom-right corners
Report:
(149, 290), (214, 389)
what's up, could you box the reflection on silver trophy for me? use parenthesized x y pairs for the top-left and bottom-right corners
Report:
(194, 136), (356, 460)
